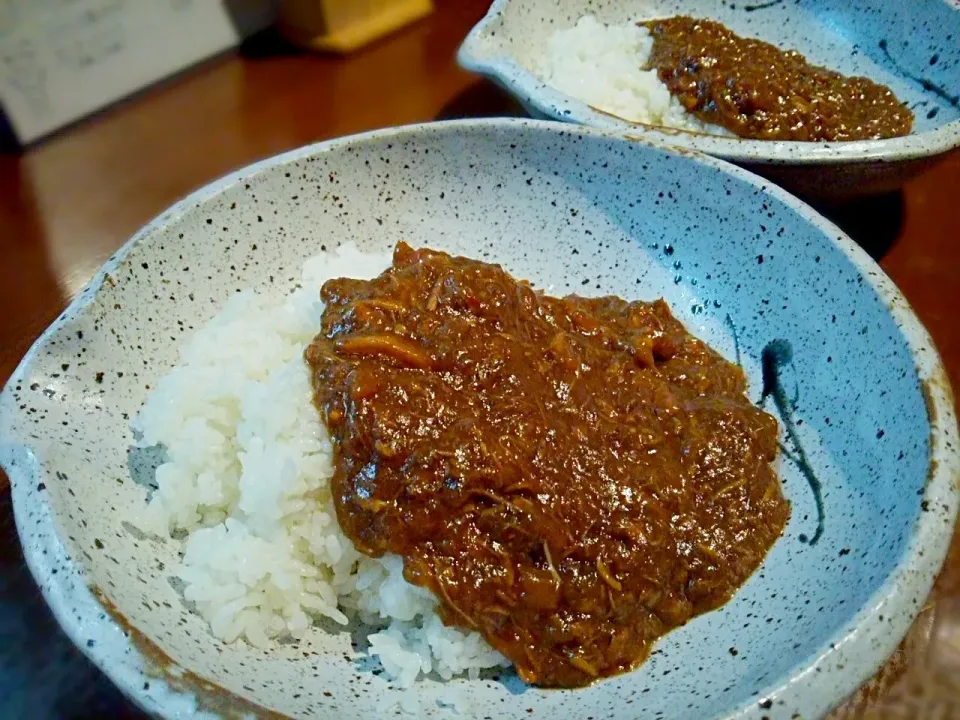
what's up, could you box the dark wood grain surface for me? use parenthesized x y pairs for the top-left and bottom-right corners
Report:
(1, 1), (957, 717)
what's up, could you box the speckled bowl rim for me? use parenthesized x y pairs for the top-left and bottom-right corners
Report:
(2, 118), (958, 719)
(457, 0), (960, 166)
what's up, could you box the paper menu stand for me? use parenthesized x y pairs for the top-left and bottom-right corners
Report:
(0, 0), (275, 145)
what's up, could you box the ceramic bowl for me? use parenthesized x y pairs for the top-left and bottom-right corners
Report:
(1, 119), (957, 719)
(457, 0), (960, 200)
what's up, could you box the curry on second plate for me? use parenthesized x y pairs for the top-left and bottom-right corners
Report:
(539, 13), (914, 143)
(642, 16), (914, 141)
(306, 242), (790, 687)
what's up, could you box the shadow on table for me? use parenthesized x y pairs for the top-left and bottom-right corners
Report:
(237, 26), (306, 60)
(0, 482), (147, 720)
(809, 191), (905, 263)
(436, 80), (528, 121)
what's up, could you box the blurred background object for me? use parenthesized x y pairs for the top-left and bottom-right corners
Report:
(0, 0), (278, 145)
(0, 0), (437, 147)
(278, 0), (433, 53)
(0, 1), (957, 718)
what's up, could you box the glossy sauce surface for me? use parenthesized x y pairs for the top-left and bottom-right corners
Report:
(642, 16), (914, 141)
(306, 243), (790, 687)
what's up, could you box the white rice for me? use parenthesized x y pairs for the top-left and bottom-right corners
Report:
(132, 243), (509, 687)
(540, 15), (731, 135)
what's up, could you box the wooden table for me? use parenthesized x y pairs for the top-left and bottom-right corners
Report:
(1, 1), (957, 717)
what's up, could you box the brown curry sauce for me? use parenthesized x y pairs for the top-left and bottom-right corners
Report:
(642, 16), (913, 141)
(305, 243), (789, 687)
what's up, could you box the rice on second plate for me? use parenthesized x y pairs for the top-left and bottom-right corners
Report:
(132, 243), (509, 687)
(540, 15), (729, 136)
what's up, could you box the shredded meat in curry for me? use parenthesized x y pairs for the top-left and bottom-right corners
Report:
(305, 243), (789, 687)
(642, 16), (913, 141)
